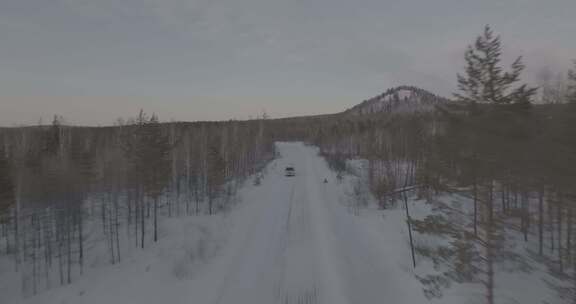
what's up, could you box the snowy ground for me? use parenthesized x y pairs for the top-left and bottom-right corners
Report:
(1, 142), (561, 304)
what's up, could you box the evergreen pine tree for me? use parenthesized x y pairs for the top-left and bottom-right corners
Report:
(455, 25), (537, 107)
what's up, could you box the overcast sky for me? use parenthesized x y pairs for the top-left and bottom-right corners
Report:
(1, 0), (575, 125)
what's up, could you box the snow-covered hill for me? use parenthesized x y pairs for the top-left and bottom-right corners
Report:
(345, 86), (450, 115)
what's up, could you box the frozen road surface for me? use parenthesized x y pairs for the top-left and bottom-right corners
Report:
(208, 142), (426, 304)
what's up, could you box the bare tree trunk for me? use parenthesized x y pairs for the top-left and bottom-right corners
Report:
(567, 206), (572, 268)
(2, 217), (9, 254)
(32, 213), (38, 294)
(14, 178), (21, 272)
(141, 194), (145, 249)
(134, 190), (139, 248)
(127, 190), (132, 227)
(539, 186), (545, 256)
(209, 195), (213, 216)
(58, 215), (64, 285)
(194, 182), (200, 215)
(473, 178), (478, 237)
(114, 192), (121, 263)
(108, 200), (115, 264)
(78, 206), (83, 274)
(485, 180), (495, 304)
(522, 190), (529, 242)
(44, 210), (51, 289)
(559, 201), (563, 272)
(66, 209), (72, 285)
(153, 197), (158, 243)
(501, 182), (506, 215)
(146, 198), (151, 219)
(550, 198), (555, 253)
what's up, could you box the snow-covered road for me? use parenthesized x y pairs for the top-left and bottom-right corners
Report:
(207, 142), (426, 304)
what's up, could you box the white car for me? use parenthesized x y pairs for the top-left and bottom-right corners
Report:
(285, 166), (295, 177)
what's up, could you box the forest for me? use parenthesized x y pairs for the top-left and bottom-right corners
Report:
(0, 111), (274, 294)
(300, 27), (576, 303)
(1, 25), (576, 303)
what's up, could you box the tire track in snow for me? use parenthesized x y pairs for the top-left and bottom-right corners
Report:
(277, 171), (321, 304)
(212, 166), (295, 304)
(273, 180), (296, 303)
(276, 145), (325, 304)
